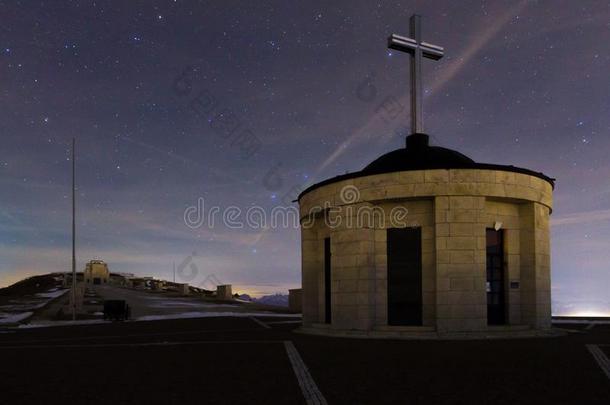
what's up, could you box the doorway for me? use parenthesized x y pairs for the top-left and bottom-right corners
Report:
(486, 229), (506, 325)
(387, 227), (422, 326)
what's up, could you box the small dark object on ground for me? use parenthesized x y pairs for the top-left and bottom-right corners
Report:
(103, 300), (130, 321)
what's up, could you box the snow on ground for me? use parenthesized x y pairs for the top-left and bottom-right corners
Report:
(0, 288), (69, 325)
(0, 312), (34, 324)
(35, 289), (69, 299)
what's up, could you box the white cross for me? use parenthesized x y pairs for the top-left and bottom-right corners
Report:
(388, 14), (444, 134)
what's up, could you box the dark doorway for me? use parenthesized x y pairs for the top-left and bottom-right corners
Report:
(93, 278), (101, 285)
(387, 227), (422, 326)
(486, 229), (506, 325)
(324, 237), (331, 324)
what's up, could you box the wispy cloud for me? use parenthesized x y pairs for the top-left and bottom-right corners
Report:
(551, 209), (610, 226)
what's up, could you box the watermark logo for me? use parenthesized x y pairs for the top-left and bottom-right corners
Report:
(339, 185), (360, 204)
(183, 185), (412, 230)
(175, 252), (223, 292)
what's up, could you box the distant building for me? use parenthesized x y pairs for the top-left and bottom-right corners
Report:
(84, 260), (110, 284)
(216, 285), (233, 300)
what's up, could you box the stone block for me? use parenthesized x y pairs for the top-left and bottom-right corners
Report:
(447, 291), (486, 305)
(383, 184), (415, 199)
(435, 209), (447, 223)
(450, 277), (473, 291)
(413, 183), (440, 195)
(449, 250), (475, 264)
(447, 209), (479, 223)
(437, 278), (450, 292)
(439, 263), (477, 277)
(437, 250), (451, 264)
(473, 277), (487, 291)
(424, 170), (449, 183)
(449, 170), (477, 182)
(475, 170), (495, 183)
(422, 226), (435, 240)
(446, 236), (476, 250)
(496, 171), (516, 184)
(436, 237), (448, 250)
(422, 252), (435, 268)
(395, 171), (425, 184)
(449, 196), (475, 209)
(436, 223), (450, 236)
(338, 279), (358, 292)
(422, 239), (435, 253)
(435, 196), (449, 210)
(447, 183), (479, 195)
(450, 223), (474, 236)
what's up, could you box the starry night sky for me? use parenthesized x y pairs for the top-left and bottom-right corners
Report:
(1, 1), (609, 313)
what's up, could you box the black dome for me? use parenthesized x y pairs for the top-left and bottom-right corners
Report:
(297, 133), (555, 201)
(363, 133), (475, 174)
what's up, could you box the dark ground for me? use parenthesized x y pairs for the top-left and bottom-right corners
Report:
(0, 317), (609, 405)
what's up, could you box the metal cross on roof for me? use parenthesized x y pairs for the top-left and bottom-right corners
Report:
(388, 14), (444, 135)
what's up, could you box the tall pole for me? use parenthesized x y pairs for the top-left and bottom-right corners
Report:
(71, 138), (76, 321)
(173, 262), (176, 283)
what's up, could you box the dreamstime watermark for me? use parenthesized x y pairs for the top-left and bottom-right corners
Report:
(175, 252), (223, 291)
(184, 185), (411, 230)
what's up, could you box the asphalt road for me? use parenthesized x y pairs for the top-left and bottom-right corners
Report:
(0, 318), (609, 404)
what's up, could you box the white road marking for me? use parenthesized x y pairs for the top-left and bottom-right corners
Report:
(586, 344), (610, 380)
(284, 340), (327, 405)
(249, 316), (271, 329)
(585, 323), (595, 330)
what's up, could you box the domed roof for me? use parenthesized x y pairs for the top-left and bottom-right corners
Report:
(363, 133), (475, 174)
(298, 133), (555, 200)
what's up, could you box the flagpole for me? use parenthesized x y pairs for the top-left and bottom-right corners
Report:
(71, 137), (76, 321)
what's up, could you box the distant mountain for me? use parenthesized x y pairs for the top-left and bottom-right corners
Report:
(254, 294), (289, 307)
(237, 293), (289, 307)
